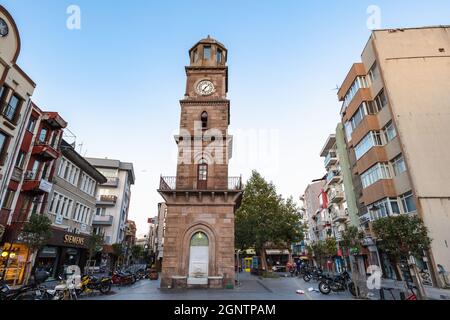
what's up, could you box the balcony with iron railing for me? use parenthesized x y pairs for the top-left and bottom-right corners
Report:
(92, 214), (114, 226)
(332, 209), (348, 223)
(326, 170), (342, 185)
(96, 195), (118, 206)
(22, 172), (53, 194)
(328, 188), (345, 204)
(159, 176), (243, 191)
(32, 140), (60, 161)
(324, 151), (338, 168)
(103, 177), (119, 187)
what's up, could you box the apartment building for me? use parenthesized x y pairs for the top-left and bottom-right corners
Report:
(0, 5), (36, 241)
(0, 103), (67, 284)
(30, 139), (106, 280)
(338, 26), (450, 287)
(301, 180), (326, 249)
(85, 158), (135, 247)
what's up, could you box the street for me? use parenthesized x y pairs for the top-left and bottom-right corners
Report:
(82, 272), (354, 301)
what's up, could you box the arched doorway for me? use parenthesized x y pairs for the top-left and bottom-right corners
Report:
(188, 231), (209, 285)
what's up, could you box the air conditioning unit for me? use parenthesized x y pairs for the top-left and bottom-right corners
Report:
(24, 171), (35, 180)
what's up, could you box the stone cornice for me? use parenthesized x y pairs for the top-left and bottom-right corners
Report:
(179, 99), (230, 106)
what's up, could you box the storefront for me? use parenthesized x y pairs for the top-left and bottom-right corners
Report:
(0, 242), (30, 285)
(34, 228), (90, 280)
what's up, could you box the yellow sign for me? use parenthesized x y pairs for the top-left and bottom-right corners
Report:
(64, 235), (85, 246)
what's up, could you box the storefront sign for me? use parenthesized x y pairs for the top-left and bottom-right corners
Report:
(55, 215), (63, 225)
(64, 235), (85, 246)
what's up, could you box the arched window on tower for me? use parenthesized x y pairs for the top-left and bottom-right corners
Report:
(197, 158), (208, 189)
(201, 111), (208, 130)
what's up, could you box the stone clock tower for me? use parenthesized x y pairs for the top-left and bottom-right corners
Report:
(158, 36), (242, 289)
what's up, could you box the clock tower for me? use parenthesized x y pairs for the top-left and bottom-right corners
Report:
(158, 36), (242, 289)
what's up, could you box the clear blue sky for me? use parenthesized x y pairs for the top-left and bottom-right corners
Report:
(3, 0), (450, 235)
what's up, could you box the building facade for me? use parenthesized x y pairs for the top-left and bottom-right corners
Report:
(154, 202), (167, 271)
(0, 5), (36, 242)
(85, 158), (135, 248)
(30, 139), (107, 280)
(158, 37), (242, 289)
(0, 103), (67, 284)
(338, 26), (450, 287)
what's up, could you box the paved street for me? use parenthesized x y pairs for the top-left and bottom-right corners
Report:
(82, 273), (355, 300)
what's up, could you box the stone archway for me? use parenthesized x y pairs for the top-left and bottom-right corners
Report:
(180, 222), (218, 281)
(187, 231), (209, 285)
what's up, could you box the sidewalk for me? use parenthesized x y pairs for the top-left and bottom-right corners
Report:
(424, 286), (450, 300)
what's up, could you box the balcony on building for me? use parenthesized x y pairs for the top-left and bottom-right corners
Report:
(326, 170), (342, 185)
(158, 176), (243, 192)
(324, 151), (338, 168)
(22, 172), (53, 194)
(96, 195), (118, 206)
(41, 112), (68, 129)
(332, 209), (348, 223)
(32, 140), (60, 161)
(92, 215), (114, 226)
(329, 188), (345, 204)
(103, 177), (119, 187)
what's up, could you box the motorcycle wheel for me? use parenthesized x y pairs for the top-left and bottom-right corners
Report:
(318, 281), (331, 295)
(100, 283), (112, 294)
(303, 274), (311, 282)
(348, 282), (359, 297)
(131, 276), (136, 285)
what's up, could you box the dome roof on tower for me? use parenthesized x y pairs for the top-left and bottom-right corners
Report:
(189, 35), (227, 53)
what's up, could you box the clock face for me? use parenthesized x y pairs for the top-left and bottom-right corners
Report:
(0, 19), (8, 37)
(196, 80), (215, 96)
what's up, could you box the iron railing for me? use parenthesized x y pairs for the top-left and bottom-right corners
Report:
(159, 176), (243, 191)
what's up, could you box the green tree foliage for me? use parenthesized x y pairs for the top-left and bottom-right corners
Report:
(112, 243), (123, 258)
(21, 214), (53, 254)
(235, 171), (304, 268)
(341, 226), (364, 255)
(87, 233), (104, 260)
(372, 215), (431, 260)
(131, 245), (144, 260)
(325, 237), (338, 257)
(311, 241), (326, 266)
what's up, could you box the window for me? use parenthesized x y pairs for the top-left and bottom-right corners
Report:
(15, 151), (27, 169)
(361, 163), (391, 189)
(343, 76), (369, 108)
(368, 197), (399, 221)
(348, 103), (368, 132)
(384, 121), (397, 142)
(201, 111), (208, 129)
(38, 128), (48, 143)
(2, 189), (15, 209)
(27, 117), (37, 132)
(4, 95), (20, 121)
(216, 49), (222, 63)
(368, 62), (380, 85)
(354, 131), (383, 160)
(0, 86), (5, 100)
(344, 121), (353, 142)
(30, 161), (40, 179)
(401, 191), (416, 213)
(192, 49), (198, 63)
(392, 154), (407, 176)
(198, 159), (208, 181)
(0, 132), (9, 159)
(203, 46), (211, 60)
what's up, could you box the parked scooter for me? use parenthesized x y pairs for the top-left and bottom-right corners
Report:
(0, 271), (52, 300)
(303, 267), (326, 282)
(112, 270), (135, 286)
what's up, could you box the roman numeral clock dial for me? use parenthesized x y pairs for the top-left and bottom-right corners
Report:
(196, 80), (215, 96)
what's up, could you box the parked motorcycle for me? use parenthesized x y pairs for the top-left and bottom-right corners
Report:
(77, 274), (112, 295)
(0, 271), (52, 300)
(112, 270), (135, 286)
(318, 271), (357, 296)
(303, 267), (326, 282)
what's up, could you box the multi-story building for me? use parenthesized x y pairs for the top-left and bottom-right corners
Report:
(154, 202), (167, 271)
(146, 217), (158, 264)
(0, 103), (67, 284)
(0, 5), (36, 242)
(124, 220), (136, 264)
(337, 26), (450, 287)
(301, 179), (326, 254)
(29, 139), (107, 280)
(85, 158), (135, 247)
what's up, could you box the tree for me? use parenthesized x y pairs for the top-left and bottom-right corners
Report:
(341, 226), (364, 256)
(131, 245), (144, 263)
(235, 171), (304, 271)
(87, 233), (104, 261)
(311, 241), (326, 268)
(372, 215), (432, 299)
(112, 243), (124, 269)
(21, 214), (53, 283)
